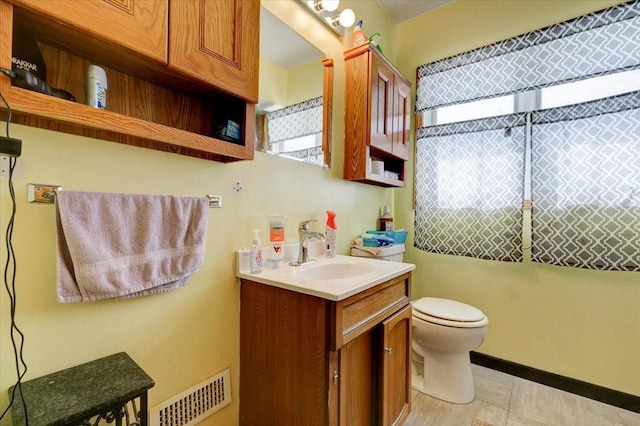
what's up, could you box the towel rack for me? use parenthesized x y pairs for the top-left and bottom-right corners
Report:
(27, 183), (223, 208)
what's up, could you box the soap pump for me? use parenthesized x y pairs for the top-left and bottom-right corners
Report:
(325, 211), (337, 258)
(250, 229), (263, 273)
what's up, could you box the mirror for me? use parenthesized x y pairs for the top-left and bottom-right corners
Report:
(257, 4), (334, 168)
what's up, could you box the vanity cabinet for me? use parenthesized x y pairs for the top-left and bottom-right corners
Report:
(240, 272), (412, 425)
(0, 0), (258, 162)
(344, 43), (411, 187)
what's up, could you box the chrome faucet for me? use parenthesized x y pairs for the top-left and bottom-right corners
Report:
(290, 220), (324, 266)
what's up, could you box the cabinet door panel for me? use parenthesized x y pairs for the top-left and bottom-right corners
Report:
(392, 77), (411, 160)
(12, 0), (168, 63)
(381, 304), (412, 426)
(370, 57), (393, 154)
(169, 0), (259, 103)
(340, 329), (378, 426)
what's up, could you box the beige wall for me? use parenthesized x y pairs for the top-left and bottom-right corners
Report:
(396, 0), (639, 396)
(286, 59), (324, 106)
(0, 2), (396, 425)
(2, 2), (636, 425)
(258, 55), (287, 108)
(259, 55), (323, 108)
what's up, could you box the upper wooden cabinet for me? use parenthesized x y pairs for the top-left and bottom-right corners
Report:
(9, 0), (168, 65)
(169, 0), (259, 103)
(1, 0), (259, 161)
(344, 43), (411, 187)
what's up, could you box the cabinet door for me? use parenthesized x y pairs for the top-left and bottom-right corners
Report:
(339, 329), (377, 426)
(392, 77), (411, 160)
(370, 55), (394, 155)
(169, 0), (259, 103)
(381, 304), (412, 426)
(11, 0), (168, 64)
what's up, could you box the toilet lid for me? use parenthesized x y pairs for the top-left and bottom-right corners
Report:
(413, 297), (485, 323)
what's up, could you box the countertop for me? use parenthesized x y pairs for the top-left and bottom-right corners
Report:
(236, 250), (415, 301)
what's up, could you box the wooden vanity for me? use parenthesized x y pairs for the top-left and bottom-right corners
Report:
(238, 256), (414, 425)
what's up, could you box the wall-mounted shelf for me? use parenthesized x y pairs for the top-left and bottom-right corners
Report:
(0, 0), (259, 162)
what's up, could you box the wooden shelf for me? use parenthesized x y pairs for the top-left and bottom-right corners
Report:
(7, 86), (254, 162)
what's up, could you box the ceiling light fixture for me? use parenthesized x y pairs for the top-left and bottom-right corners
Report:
(297, 0), (357, 37)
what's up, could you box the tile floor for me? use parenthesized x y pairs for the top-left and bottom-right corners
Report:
(404, 364), (640, 426)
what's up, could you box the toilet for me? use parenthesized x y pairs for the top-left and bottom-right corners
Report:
(411, 297), (488, 404)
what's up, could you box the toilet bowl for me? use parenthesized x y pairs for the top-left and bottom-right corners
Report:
(411, 297), (488, 404)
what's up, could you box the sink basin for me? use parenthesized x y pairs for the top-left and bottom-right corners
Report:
(295, 261), (375, 280)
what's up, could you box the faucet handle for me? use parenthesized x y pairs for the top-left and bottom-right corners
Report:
(299, 219), (317, 231)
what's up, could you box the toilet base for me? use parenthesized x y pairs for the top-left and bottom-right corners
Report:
(412, 350), (475, 404)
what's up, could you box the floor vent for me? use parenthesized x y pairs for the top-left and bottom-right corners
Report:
(150, 368), (231, 426)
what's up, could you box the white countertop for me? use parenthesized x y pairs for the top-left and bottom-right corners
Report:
(235, 248), (415, 301)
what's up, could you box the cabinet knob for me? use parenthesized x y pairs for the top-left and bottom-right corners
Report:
(333, 370), (339, 384)
(385, 347), (393, 354)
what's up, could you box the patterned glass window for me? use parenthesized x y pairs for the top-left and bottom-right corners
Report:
(531, 92), (640, 271)
(266, 96), (324, 166)
(415, 1), (640, 112)
(414, 1), (640, 267)
(267, 96), (323, 143)
(415, 116), (525, 261)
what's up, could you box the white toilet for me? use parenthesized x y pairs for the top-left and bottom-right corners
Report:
(411, 297), (488, 404)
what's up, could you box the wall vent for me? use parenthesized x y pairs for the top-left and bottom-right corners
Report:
(150, 368), (231, 426)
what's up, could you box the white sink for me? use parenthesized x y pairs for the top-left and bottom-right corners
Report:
(236, 252), (415, 301)
(294, 261), (375, 280)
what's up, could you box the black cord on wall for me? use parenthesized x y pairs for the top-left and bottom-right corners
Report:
(0, 90), (29, 423)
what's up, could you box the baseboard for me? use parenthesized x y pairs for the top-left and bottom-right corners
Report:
(470, 352), (640, 414)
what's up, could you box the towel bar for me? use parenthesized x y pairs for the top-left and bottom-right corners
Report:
(27, 184), (222, 208)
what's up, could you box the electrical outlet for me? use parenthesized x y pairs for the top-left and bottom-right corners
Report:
(28, 184), (62, 203)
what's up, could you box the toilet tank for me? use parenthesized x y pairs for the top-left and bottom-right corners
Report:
(350, 244), (405, 262)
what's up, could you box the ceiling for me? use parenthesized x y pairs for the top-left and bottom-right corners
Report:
(377, 0), (453, 23)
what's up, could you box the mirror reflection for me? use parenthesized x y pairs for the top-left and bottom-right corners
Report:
(257, 6), (330, 167)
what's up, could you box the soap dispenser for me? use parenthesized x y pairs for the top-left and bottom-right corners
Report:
(250, 229), (263, 274)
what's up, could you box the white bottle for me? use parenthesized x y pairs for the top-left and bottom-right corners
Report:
(250, 229), (263, 274)
(325, 211), (337, 258)
(87, 65), (107, 109)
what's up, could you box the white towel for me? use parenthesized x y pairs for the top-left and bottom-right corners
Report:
(55, 191), (208, 303)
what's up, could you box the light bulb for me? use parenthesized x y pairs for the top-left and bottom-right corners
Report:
(314, 0), (339, 12)
(338, 8), (355, 28)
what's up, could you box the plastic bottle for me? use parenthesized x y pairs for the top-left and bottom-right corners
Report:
(352, 20), (367, 47)
(250, 229), (263, 274)
(267, 215), (286, 267)
(379, 206), (393, 231)
(325, 211), (337, 258)
(87, 64), (107, 109)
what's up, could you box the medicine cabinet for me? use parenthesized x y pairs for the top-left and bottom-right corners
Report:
(344, 42), (411, 187)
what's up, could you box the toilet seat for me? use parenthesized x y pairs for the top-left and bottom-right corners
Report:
(413, 297), (488, 328)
